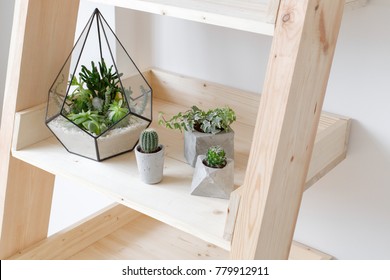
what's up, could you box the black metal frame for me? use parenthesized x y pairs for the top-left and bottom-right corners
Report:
(46, 9), (152, 161)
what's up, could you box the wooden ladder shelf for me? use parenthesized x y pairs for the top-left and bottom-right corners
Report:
(0, 0), (355, 260)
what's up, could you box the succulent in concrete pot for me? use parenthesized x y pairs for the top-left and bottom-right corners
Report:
(191, 146), (234, 199)
(135, 128), (165, 184)
(139, 128), (159, 153)
(204, 145), (227, 168)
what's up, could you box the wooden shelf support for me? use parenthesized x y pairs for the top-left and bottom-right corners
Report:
(0, 0), (80, 259)
(231, 0), (346, 259)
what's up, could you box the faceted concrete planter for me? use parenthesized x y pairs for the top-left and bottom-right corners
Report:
(135, 145), (165, 184)
(190, 155), (234, 199)
(184, 129), (234, 167)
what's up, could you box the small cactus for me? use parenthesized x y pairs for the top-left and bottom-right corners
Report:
(205, 146), (227, 168)
(139, 128), (159, 153)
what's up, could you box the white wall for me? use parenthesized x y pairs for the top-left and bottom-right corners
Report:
(0, 0), (15, 124)
(116, 0), (390, 259)
(295, 0), (390, 260)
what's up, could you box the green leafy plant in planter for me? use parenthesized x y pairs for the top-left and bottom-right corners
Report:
(158, 105), (236, 134)
(191, 145), (234, 199)
(158, 105), (236, 167)
(64, 59), (129, 135)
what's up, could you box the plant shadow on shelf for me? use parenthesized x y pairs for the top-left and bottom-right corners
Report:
(45, 8), (152, 161)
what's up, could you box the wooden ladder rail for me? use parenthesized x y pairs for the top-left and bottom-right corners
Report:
(0, 0), (80, 259)
(231, 0), (345, 259)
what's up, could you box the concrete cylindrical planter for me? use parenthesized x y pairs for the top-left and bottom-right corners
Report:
(135, 144), (165, 184)
(184, 129), (234, 167)
(190, 155), (234, 199)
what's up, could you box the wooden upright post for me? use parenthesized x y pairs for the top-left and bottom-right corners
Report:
(0, 0), (79, 258)
(231, 0), (345, 259)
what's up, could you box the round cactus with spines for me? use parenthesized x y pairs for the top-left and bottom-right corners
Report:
(205, 146), (227, 168)
(139, 128), (159, 153)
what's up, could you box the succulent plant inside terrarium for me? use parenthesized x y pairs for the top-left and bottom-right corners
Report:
(64, 59), (130, 135)
(45, 8), (152, 161)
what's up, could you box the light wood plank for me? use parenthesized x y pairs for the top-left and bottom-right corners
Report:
(68, 214), (332, 260)
(289, 241), (333, 260)
(0, 0), (80, 259)
(91, 0), (366, 35)
(11, 68), (350, 252)
(9, 204), (140, 260)
(11, 131), (232, 251)
(305, 114), (351, 187)
(8, 204), (332, 260)
(12, 103), (52, 150)
(0, 157), (55, 259)
(266, 0), (281, 23)
(70, 214), (228, 260)
(231, 0), (345, 259)
(90, 0), (275, 35)
(150, 68), (261, 127)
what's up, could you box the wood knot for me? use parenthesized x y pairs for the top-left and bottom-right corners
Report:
(282, 14), (291, 22)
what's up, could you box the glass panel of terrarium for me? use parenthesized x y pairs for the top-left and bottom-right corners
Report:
(46, 11), (96, 122)
(96, 114), (149, 160)
(69, 11), (117, 83)
(98, 13), (152, 122)
(47, 114), (98, 160)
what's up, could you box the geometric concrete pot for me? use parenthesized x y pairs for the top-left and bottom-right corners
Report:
(184, 129), (234, 167)
(190, 155), (234, 199)
(135, 144), (165, 184)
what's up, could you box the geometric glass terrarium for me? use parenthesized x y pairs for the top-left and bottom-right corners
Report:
(46, 9), (152, 161)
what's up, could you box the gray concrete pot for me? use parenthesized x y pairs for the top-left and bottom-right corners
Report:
(190, 155), (234, 199)
(184, 129), (234, 167)
(135, 144), (165, 184)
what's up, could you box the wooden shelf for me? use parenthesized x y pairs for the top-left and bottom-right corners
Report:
(89, 0), (367, 36)
(9, 204), (332, 260)
(68, 214), (332, 260)
(11, 68), (351, 251)
(90, 0), (278, 35)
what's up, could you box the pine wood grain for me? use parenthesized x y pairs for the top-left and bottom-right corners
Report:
(90, 0), (275, 35)
(231, 0), (345, 259)
(0, 0), (80, 259)
(11, 68), (350, 252)
(9, 204), (140, 260)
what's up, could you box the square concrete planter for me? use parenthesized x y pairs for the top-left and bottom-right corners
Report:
(184, 129), (234, 167)
(190, 155), (234, 199)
